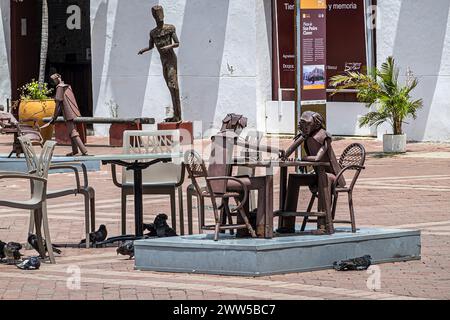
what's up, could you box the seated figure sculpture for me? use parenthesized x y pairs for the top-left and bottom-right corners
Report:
(208, 113), (249, 194)
(207, 114), (269, 236)
(278, 111), (346, 234)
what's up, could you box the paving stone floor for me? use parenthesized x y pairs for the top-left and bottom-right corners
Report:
(0, 135), (449, 300)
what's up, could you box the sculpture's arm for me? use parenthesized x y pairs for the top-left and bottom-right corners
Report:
(235, 139), (282, 156)
(281, 134), (306, 160)
(302, 138), (330, 162)
(161, 29), (180, 51)
(138, 35), (154, 55)
(52, 102), (63, 123)
(41, 101), (62, 129)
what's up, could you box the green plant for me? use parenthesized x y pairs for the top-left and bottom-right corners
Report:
(329, 56), (423, 135)
(106, 100), (119, 118)
(19, 80), (53, 101)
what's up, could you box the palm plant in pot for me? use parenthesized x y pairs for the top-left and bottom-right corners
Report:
(330, 56), (423, 153)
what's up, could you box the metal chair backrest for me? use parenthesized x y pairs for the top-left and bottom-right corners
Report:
(184, 150), (208, 194)
(339, 143), (366, 168)
(339, 143), (366, 189)
(184, 149), (221, 205)
(185, 149), (224, 212)
(122, 130), (182, 185)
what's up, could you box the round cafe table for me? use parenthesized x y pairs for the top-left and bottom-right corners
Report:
(233, 159), (333, 238)
(72, 152), (183, 239)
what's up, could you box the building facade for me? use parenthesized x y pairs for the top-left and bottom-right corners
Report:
(0, 0), (449, 141)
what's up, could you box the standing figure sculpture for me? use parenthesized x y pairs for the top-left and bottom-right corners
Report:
(279, 111), (345, 234)
(42, 73), (88, 156)
(138, 5), (182, 123)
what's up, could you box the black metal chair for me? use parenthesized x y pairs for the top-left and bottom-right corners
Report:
(301, 143), (366, 233)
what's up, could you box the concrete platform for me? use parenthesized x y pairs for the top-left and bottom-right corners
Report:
(0, 154), (101, 172)
(135, 227), (421, 276)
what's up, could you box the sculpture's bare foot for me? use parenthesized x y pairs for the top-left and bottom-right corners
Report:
(311, 228), (329, 236)
(276, 227), (295, 234)
(66, 152), (79, 157)
(164, 117), (182, 124)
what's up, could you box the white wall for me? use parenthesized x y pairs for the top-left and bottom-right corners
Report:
(327, 102), (375, 137)
(0, 0), (11, 107)
(256, 0), (273, 134)
(90, 0), (272, 137)
(377, 0), (450, 142)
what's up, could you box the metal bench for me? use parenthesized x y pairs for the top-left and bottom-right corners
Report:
(43, 117), (156, 125)
(43, 117), (156, 147)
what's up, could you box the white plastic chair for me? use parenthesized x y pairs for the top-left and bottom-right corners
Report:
(19, 136), (96, 248)
(1, 138), (57, 263)
(111, 130), (185, 235)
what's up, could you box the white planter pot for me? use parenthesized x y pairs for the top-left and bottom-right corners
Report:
(383, 134), (407, 153)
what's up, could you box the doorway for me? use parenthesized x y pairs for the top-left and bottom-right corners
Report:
(10, 0), (93, 116)
(10, 0), (41, 101)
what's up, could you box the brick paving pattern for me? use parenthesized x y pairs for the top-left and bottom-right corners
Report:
(0, 135), (449, 300)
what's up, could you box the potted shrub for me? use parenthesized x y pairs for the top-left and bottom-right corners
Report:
(18, 80), (55, 142)
(330, 56), (423, 153)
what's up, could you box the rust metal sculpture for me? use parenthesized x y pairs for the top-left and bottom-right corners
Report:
(1, 106), (43, 157)
(139, 5), (181, 123)
(42, 73), (88, 156)
(279, 111), (345, 234)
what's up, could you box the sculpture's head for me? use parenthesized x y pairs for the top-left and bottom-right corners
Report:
(152, 5), (164, 24)
(50, 73), (62, 85)
(299, 111), (325, 136)
(220, 113), (248, 135)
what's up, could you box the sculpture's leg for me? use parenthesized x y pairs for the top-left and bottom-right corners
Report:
(67, 120), (87, 155)
(279, 174), (318, 233)
(316, 170), (334, 234)
(164, 64), (182, 122)
(170, 87), (182, 122)
(279, 175), (300, 233)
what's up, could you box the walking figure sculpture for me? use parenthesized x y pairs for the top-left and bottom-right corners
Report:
(138, 5), (182, 123)
(42, 73), (88, 156)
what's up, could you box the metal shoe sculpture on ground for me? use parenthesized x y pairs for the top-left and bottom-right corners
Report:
(333, 255), (372, 271)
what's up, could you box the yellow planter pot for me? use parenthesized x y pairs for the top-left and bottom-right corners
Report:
(19, 99), (56, 142)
